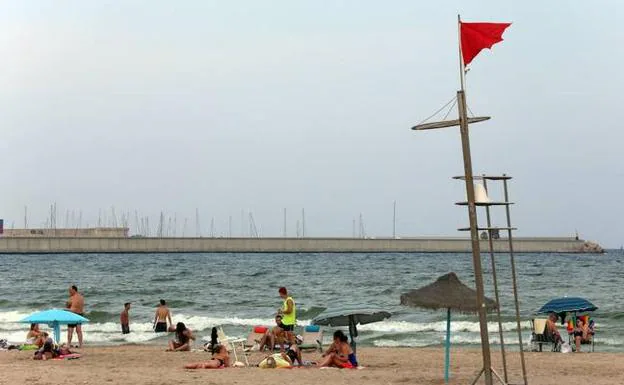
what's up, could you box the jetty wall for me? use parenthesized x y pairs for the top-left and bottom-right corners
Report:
(0, 236), (601, 254)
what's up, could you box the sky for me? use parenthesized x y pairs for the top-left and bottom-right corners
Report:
(0, 1), (622, 246)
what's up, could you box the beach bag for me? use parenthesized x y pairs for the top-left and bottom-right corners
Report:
(560, 342), (571, 353)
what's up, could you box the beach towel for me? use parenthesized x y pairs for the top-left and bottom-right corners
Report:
(53, 353), (81, 360)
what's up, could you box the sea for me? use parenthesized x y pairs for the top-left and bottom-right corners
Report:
(1, 251), (622, 351)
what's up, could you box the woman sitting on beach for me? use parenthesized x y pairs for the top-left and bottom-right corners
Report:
(167, 322), (195, 352)
(318, 330), (358, 368)
(25, 324), (44, 347)
(573, 317), (592, 352)
(184, 344), (230, 369)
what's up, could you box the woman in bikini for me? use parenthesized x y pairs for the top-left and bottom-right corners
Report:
(318, 330), (358, 368)
(574, 317), (591, 352)
(184, 344), (230, 369)
(167, 322), (195, 352)
(26, 324), (44, 347)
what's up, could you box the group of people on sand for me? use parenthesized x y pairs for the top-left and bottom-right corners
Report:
(24, 324), (74, 360)
(29, 285), (359, 368)
(186, 329), (356, 370)
(183, 287), (358, 370)
(546, 312), (594, 352)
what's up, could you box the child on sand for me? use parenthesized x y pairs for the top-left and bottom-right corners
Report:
(184, 344), (230, 369)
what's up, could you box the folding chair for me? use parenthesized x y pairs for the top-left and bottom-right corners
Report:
(244, 326), (268, 350)
(530, 318), (559, 352)
(299, 324), (323, 352)
(216, 326), (248, 366)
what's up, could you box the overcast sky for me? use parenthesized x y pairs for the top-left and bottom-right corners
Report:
(0, 1), (622, 246)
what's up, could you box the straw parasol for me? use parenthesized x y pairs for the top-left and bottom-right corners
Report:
(400, 272), (497, 383)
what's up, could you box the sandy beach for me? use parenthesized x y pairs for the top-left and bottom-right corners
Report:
(1, 345), (623, 385)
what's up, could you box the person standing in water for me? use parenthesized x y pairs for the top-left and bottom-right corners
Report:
(277, 287), (296, 349)
(120, 303), (131, 334)
(154, 299), (172, 333)
(66, 285), (85, 348)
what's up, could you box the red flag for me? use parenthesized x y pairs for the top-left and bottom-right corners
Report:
(460, 22), (511, 66)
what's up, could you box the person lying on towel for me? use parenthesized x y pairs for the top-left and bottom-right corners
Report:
(184, 344), (230, 369)
(258, 335), (303, 368)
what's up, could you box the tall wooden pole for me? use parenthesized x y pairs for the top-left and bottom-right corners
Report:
(458, 14), (493, 384)
(483, 177), (508, 382)
(503, 177), (529, 385)
(457, 90), (493, 385)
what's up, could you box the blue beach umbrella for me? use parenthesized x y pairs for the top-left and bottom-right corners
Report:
(536, 297), (598, 315)
(19, 309), (89, 343)
(311, 307), (391, 354)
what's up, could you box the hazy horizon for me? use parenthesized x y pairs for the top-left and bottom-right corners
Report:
(1, 1), (622, 247)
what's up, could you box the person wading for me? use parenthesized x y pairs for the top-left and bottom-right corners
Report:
(154, 299), (172, 332)
(66, 285), (85, 348)
(120, 303), (131, 334)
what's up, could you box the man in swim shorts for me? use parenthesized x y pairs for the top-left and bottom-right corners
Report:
(154, 299), (172, 332)
(66, 285), (85, 348)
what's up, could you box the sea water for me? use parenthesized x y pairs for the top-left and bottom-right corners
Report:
(0, 252), (622, 350)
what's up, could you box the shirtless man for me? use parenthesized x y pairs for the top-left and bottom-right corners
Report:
(154, 299), (172, 333)
(66, 285), (85, 348)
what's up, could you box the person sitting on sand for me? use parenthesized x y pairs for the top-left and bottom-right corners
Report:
(33, 332), (58, 360)
(258, 315), (286, 352)
(318, 330), (358, 368)
(167, 322), (195, 352)
(26, 324), (44, 347)
(184, 344), (230, 369)
(573, 317), (592, 352)
(546, 313), (563, 345)
(154, 299), (173, 333)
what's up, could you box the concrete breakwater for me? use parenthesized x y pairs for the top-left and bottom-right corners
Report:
(0, 236), (603, 254)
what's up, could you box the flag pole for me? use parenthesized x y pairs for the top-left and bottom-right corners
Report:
(457, 13), (494, 385)
(457, 14), (466, 92)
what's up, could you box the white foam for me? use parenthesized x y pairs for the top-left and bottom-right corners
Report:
(373, 338), (432, 348)
(358, 320), (530, 334)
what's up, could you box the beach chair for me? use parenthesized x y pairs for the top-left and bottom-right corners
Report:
(244, 326), (269, 350)
(530, 318), (559, 352)
(216, 326), (249, 366)
(298, 325), (323, 352)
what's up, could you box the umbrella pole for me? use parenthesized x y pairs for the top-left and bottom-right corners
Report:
(348, 315), (357, 354)
(445, 308), (451, 384)
(54, 322), (60, 344)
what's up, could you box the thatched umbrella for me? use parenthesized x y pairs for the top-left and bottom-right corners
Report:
(400, 272), (497, 383)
